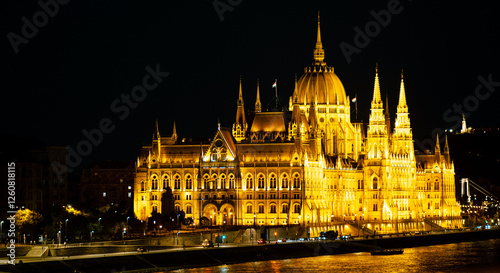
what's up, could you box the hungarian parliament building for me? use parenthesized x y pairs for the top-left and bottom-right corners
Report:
(134, 18), (462, 237)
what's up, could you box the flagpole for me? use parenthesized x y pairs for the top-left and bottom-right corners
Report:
(275, 78), (278, 109)
(355, 93), (358, 121)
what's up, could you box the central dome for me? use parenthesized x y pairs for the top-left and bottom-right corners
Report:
(297, 66), (347, 105)
(295, 13), (347, 106)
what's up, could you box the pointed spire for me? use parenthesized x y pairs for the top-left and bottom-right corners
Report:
(444, 134), (451, 164)
(172, 120), (178, 140)
(238, 76), (244, 106)
(372, 63), (382, 105)
(313, 11), (325, 64)
(435, 133), (441, 155)
(155, 118), (160, 139)
(397, 70), (408, 111)
(255, 79), (261, 112)
(293, 74), (299, 104)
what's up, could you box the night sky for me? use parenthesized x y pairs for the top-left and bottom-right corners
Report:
(2, 0), (500, 170)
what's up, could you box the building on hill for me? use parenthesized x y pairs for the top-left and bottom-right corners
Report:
(133, 17), (462, 236)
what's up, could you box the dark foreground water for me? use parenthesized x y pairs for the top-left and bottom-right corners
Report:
(169, 239), (500, 273)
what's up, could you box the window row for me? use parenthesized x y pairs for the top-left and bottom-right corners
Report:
(245, 173), (301, 189)
(245, 203), (301, 214)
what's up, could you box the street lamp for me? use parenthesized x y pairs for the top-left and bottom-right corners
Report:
(98, 217), (102, 225)
(127, 216), (130, 235)
(90, 230), (94, 245)
(1, 221), (3, 233)
(65, 219), (69, 240)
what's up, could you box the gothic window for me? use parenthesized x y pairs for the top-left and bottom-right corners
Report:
(203, 174), (209, 189)
(270, 204), (276, 213)
(293, 173), (300, 188)
(258, 174), (265, 189)
(358, 179), (363, 189)
(163, 175), (170, 189)
(212, 174), (217, 190)
(246, 204), (252, 214)
(152, 175), (158, 190)
(141, 181), (145, 191)
(258, 204), (265, 214)
(282, 203), (289, 213)
(246, 175), (253, 189)
(281, 173), (288, 188)
(372, 177), (378, 189)
(270, 174), (277, 188)
(174, 175), (181, 189)
(220, 174), (226, 189)
(175, 204), (180, 212)
(428, 202), (431, 209)
(186, 205), (192, 214)
(373, 203), (378, 211)
(294, 204), (300, 213)
(434, 178), (440, 190)
(229, 174), (235, 189)
(152, 204), (158, 213)
(185, 175), (192, 190)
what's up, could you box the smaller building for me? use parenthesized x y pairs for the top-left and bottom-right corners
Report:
(80, 160), (135, 209)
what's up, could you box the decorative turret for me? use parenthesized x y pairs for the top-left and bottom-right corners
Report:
(232, 77), (248, 142)
(443, 134), (451, 164)
(392, 71), (414, 157)
(385, 94), (391, 135)
(171, 121), (178, 142)
(367, 64), (389, 159)
(255, 79), (262, 113)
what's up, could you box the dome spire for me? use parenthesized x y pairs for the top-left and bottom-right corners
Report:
(313, 11), (325, 65)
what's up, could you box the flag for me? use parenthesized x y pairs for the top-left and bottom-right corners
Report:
(272, 81), (277, 88)
(352, 97), (357, 103)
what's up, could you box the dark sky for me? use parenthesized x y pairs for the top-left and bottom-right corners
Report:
(2, 0), (500, 169)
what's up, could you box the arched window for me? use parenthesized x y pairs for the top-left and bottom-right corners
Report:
(258, 204), (265, 214)
(246, 175), (253, 189)
(294, 204), (300, 213)
(152, 204), (158, 213)
(293, 173), (300, 188)
(434, 178), (440, 190)
(211, 174), (217, 190)
(373, 203), (378, 211)
(270, 204), (276, 213)
(270, 174), (277, 188)
(152, 175), (158, 190)
(185, 175), (192, 190)
(229, 174), (235, 189)
(175, 204), (180, 212)
(258, 174), (265, 189)
(186, 205), (192, 214)
(162, 175), (170, 189)
(281, 173), (288, 189)
(372, 177), (378, 189)
(203, 174), (209, 189)
(282, 203), (289, 213)
(246, 204), (252, 214)
(141, 181), (145, 191)
(174, 175), (181, 190)
(220, 174), (226, 189)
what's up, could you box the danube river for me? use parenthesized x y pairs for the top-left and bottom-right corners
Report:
(170, 239), (500, 273)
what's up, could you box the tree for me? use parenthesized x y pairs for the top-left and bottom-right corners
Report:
(15, 209), (43, 242)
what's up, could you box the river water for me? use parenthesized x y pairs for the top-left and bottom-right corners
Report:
(170, 239), (500, 273)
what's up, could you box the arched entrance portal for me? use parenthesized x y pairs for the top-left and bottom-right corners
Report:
(203, 204), (218, 226)
(220, 204), (235, 226)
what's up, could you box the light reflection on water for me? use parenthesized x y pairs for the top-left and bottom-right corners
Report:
(168, 239), (500, 273)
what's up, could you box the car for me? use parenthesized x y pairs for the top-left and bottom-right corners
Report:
(257, 239), (267, 244)
(202, 239), (214, 248)
(277, 238), (287, 242)
(136, 247), (148, 252)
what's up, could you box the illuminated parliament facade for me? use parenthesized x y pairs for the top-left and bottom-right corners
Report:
(134, 18), (462, 236)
